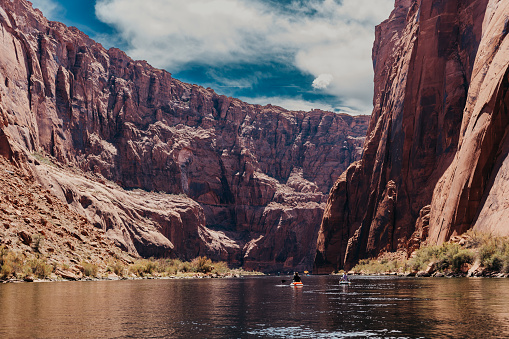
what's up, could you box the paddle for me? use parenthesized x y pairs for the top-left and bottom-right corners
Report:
(281, 279), (286, 283)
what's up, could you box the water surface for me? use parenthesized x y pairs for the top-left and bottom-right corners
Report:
(1, 276), (508, 338)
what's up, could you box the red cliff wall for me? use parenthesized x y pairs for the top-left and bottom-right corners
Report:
(0, 0), (368, 272)
(315, 0), (491, 272)
(429, 0), (509, 242)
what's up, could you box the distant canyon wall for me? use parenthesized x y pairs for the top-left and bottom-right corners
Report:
(0, 0), (368, 272)
(315, 0), (509, 272)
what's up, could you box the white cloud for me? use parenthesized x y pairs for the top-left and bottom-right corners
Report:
(239, 96), (335, 113)
(312, 74), (334, 89)
(30, 0), (62, 20)
(238, 95), (373, 115)
(95, 0), (394, 113)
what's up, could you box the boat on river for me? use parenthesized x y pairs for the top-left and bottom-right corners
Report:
(290, 282), (303, 287)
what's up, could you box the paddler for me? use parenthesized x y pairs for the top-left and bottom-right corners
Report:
(292, 272), (301, 283)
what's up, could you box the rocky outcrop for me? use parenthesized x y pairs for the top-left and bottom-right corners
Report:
(315, 0), (492, 272)
(0, 156), (134, 275)
(0, 0), (368, 271)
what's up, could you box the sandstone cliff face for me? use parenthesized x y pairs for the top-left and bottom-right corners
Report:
(315, 0), (491, 272)
(0, 0), (368, 272)
(429, 0), (509, 241)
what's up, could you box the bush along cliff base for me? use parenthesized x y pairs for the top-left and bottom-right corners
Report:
(349, 231), (509, 278)
(0, 248), (262, 283)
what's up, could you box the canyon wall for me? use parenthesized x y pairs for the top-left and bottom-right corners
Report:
(315, 0), (499, 272)
(429, 0), (509, 241)
(0, 0), (368, 272)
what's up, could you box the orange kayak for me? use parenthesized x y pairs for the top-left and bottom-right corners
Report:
(290, 282), (303, 287)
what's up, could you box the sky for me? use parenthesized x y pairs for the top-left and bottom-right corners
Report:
(30, 0), (394, 115)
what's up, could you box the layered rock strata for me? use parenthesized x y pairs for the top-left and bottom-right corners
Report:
(315, 0), (495, 272)
(0, 0), (368, 271)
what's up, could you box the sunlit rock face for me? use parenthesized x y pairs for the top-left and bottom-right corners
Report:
(428, 0), (509, 242)
(0, 0), (369, 271)
(315, 0), (495, 272)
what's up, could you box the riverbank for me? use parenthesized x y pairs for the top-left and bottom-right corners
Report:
(0, 247), (263, 283)
(1, 271), (265, 284)
(347, 230), (509, 278)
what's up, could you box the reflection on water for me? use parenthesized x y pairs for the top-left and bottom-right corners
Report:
(1, 276), (509, 338)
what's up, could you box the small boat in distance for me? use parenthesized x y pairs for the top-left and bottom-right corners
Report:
(339, 272), (351, 285)
(291, 272), (303, 287)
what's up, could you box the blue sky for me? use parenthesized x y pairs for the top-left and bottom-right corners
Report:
(31, 0), (394, 114)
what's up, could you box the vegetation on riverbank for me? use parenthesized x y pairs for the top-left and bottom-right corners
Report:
(121, 256), (262, 278)
(350, 230), (509, 277)
(0, 246), (262, 282)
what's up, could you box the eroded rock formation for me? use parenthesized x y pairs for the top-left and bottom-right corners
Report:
(0, 0), (368, 272)
(0, 155), (134, 279)
(315, 0), (503, 272)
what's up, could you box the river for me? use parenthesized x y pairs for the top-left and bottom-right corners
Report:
(0, 275), (508, 338)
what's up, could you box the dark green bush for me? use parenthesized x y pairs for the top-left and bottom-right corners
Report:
(451, 249), (474, 272)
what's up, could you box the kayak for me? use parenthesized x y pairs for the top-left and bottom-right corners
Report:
(290, 282), (303, 287)
(339, 280), (351, 285)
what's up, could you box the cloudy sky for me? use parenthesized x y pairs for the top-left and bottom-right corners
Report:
(31, 0), (394, 115)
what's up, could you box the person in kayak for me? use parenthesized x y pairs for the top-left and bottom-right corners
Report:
(293, 272), (301, 283)
(340, 272), (348, 282)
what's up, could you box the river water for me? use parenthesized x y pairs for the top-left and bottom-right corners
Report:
(0, 275), (508, 338)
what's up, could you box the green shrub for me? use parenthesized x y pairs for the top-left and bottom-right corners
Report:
(82, 262), (98, 277)
(477, 235), (509, 272)
(484, 254), (504, 271)
(0, 245), (8, 265)
(410, 242), (473, 272)
(352, 258), (406, 274)
(31, 152), (56, 167)
(451, 249), (474, 272)
(126, 256), (247, 277)
(436, 243), (460, 271)
(128, 259), (157, 276)
(211, 261), (230, 275)
(410, 245), (440, 271)
(502, 257), (509, 273)
(178, 261), (192, 273)
(0, 263), (15, 279)
(480, 244), (497, 265)
(144, 260), (158, 274)
(24, 258), (52, 278)
(107, 261), (126, 277)
(0, 251), (24, 279)
(159, 259), (182, 275)
(191, 256), (214, 273)
(128, 262), (145, 277)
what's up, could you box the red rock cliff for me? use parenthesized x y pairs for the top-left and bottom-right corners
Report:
(315, 0), (492, 272)
(429, 0), (509, 242)
(0, 0), (368, 272)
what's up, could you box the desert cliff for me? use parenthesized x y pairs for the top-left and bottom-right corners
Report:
(0, 0), (368, 272)
(429, 0), (509, 241)
(315, 0), (509, 272)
